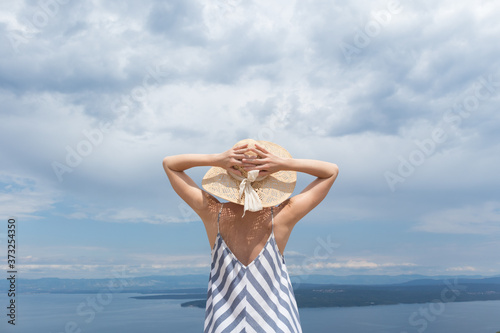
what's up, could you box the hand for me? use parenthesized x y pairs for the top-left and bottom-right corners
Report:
(241, 143), (287, 176)
(215, 144), (256, 177)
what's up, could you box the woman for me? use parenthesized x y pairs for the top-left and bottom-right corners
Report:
(162, 138), (339, 333)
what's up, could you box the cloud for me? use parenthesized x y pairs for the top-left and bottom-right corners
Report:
(146, 0), (207, 45)
(447, 266), (476, 272)
(93, 207), (197, 224)
(285, 251), (418, 276)
(415, 201), (500, 234)
(0, 171), (58, 219)
(2, 253), (211, 278)
(1, 0), (500, 278)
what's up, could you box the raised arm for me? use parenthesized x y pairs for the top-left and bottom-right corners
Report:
(162, 144), (252, 213)
(244, 144), (339, 226)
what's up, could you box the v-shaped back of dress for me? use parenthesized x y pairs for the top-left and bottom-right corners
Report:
(204, 203), (302, 333)
(214, 202), (279, 268)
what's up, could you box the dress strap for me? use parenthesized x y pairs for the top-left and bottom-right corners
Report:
(271, 206), (274, 233)
(217, 203), (224, 234)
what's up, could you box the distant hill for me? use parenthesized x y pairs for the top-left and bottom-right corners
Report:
(176, 277), (500, 309)
(2, 274), (210, 293)
(292, 278), (500, 308)
(398, 276), (500, 286)
(290, 274), (486, 286)
(4, 274), (500, 308)
(3, 274), (499, 294)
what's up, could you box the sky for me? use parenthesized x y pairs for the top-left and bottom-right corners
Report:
(0, 0), (499, 280)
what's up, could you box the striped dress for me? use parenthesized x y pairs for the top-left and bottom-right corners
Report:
(204, 203), (302, 333)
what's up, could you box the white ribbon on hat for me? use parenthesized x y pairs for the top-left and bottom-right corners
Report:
(228, 169), (268, 217)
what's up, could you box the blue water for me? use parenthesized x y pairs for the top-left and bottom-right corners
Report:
(1, 293), (499, 332)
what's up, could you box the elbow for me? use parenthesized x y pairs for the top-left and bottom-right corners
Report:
(318, 163), (338, 181)
(162, 156), (171, 170)
(330, 163), (339, 178)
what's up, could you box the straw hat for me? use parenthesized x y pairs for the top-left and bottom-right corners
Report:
(202, 139), (296, 216)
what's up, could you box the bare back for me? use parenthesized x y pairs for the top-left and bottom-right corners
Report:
(200, 198), (294, 266)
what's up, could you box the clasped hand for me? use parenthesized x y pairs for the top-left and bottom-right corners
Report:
(217, 143), (285, 177)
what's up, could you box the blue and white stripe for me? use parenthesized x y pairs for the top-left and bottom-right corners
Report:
(204, 204), (302, 333)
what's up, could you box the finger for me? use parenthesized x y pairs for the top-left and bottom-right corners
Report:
(234, 147), (249, 154)
(233, 148), (250, 157)
(228, 167), (242, 176)
(244, 163), (266, 170)
(233, 144), (248, 154)
(242, 154), (256, 160)
(245, 167), (269, 175)
(243, 159), (267, 167)
(254, 144), (269, 154)
(247, 155), (268, 164)
(233, 154), (246, 161)
(231, 160), (244, 166)
(246, 147), (266, 158)
(254, 146), (270, 158)
(241, 157), (260, 164)
(243, 164), (256, 170)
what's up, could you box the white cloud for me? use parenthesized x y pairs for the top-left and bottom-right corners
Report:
(415, 201), (500, 234)
(0, 171), (58, 219)
(93, 207), (197, 224)
(1, 0), (500, 278)
(447, 266), (476, 272)
(287, 256), (417, 275)
(0, 253), (211, 278)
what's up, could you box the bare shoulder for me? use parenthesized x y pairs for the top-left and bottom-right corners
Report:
(196, 191), (222, 224)
(276, 170), (338, 228)
(193, 191), (225, 251)
(272, 198), (301, 230)
(273, 191), (325, 229)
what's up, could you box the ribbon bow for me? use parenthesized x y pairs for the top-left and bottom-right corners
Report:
(229, 169), (268, 217)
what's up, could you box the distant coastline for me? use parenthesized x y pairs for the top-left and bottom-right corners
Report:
(5, 274), (500, 310)
(129, 276), (500, 309)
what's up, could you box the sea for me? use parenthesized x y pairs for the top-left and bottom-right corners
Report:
(2, 293), (499, 333)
